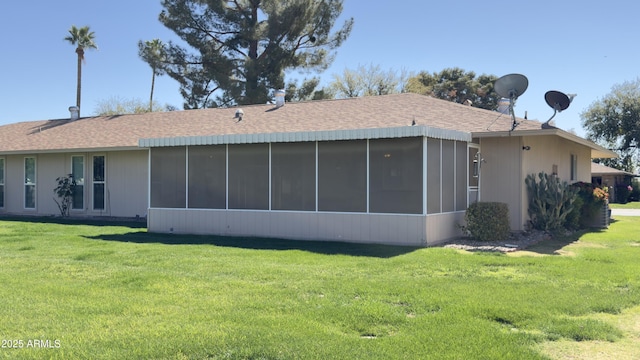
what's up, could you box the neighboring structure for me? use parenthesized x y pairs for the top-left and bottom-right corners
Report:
(0, 93), (616, 246)
(591, 162), (638, 203)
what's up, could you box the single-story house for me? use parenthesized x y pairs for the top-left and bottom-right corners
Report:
(0, 93), (616, 246)
(591, 162), (638, 202)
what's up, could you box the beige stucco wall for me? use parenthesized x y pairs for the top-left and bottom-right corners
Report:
(521, 135), (591, 183)
(147, 208), (466, 246)
(478, 134), (595, 231)
(0, 150), (148, 218)
(477, 136), (523, 231)
(103, 150), (149, 218)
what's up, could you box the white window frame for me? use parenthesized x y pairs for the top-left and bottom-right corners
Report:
(71, 155), (85, 210)
(570, 154), (578, 181)
(0, 158), (4, 208)
(24, 157), (36, 209)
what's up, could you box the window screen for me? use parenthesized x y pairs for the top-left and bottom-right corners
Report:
(150, 147), (186, 208)
(426, 138), (441, 214)
(441, 140), (455, 213)
(188, 145), (226, 209)
(369, 137), (423, 214)
(318, 140), (366, 212)
(271, 142), (316, 211)
(228, 144), (269, 210)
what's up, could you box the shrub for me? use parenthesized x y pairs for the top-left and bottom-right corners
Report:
(630, 180), (640, 202)
(53, 174), (77, 217)
(564, 195), (584, 231)
(526, 172), (578, 231)
(614, 184), (632, 204)
(463, 202), (510, 241)
(571, 182), (608, 228)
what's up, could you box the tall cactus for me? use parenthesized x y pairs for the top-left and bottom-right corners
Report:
(525, 172), (579, 231)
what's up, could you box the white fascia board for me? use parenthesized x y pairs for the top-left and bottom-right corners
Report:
(138, 125), (472, 148)
(472, 128), (618, 159)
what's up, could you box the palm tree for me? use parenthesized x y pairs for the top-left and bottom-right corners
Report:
(64, 25), (98, 117)
(138, 39), (167, 112)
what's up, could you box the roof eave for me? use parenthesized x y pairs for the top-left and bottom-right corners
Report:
(139, 125), (473, 148)
(0, 146), (142, 155)
(471, 128), (618, 159)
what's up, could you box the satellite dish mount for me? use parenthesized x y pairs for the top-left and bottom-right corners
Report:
(494, 73), (529, 131)
(543, 91), (575, 128)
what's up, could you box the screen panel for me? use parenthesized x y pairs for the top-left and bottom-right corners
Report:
(369, 137), (423, 214)
(318, 140), (366, 212)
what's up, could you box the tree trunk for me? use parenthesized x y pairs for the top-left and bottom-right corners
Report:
(76, 47), (84, 117)
(150, 69), (156, 112)
(244, 3), (260, 104)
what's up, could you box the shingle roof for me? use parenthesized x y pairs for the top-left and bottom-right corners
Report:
(0, 93), (545, 154)
(591, 162), (637, 176)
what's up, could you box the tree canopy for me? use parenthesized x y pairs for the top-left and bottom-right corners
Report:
(329, 64), (410, 98)
(138, 39), (168, 111)
(93, 96), (171, 116)
(581, 79), (640, 173)
(153, 0), (353, 109)
(405, 68), (499, 110)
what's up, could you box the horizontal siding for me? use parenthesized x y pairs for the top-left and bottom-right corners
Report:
(147, 209), (453, 246)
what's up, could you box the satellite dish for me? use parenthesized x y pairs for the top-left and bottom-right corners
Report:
(543, 90), (575, 128)
(494, 73), (528, 130)
(494, 73), (529, 99)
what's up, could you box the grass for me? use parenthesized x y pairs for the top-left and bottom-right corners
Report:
(609, 201), (640, 209)
(0, 216), (639, 359)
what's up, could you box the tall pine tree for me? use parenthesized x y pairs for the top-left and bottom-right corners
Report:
(153, 0), (353, 108)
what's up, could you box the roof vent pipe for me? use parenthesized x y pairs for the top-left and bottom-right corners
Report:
(69, 106), (80, 120)
(275, 89), (285, 108)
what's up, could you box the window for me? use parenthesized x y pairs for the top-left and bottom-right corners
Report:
(318, 140), (367, 212)
(93, 155), (106, 210)
(71, 156), (84, 210)
(369, 137), (422, 214)
(570, 154), (578, 181)
(150, 147), (186, 208)
(24, 157), (36, 209)
(468, 147), (479, 187)
(0, 158), (4, 208)
(271, 142), (316, 211)
(188, 145), (226, 209)
(455, 141), (467, 211)
(228, 144), (269, 210)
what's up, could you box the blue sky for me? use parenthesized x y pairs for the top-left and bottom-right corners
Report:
(2, 1), (639, 137)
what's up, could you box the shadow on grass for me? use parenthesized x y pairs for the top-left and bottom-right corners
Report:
(523, 223), (615, 255)
(84, 231), (420, 258)
(0, 215), (418, 258)
(0, 215), (146, 228)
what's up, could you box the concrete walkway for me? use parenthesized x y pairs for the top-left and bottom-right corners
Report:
(611, 209), (640, 217)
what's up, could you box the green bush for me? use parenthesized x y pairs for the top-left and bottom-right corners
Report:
(614, 184), (632, 204)
(630, 180), (640, 202)
(564, 195), (584, 231)
(463, 202), (510, 241)
(526, 172), (578, 231)
(571, 182), (608, 228)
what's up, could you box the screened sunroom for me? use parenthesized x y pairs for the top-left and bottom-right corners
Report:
(141, 125), (473, 246)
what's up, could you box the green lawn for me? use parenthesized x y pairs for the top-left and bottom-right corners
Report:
(609, 201), (640, 209)
(1, 217), (639, 359)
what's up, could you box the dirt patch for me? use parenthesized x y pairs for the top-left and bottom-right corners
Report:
(442, 230), (551, 253)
